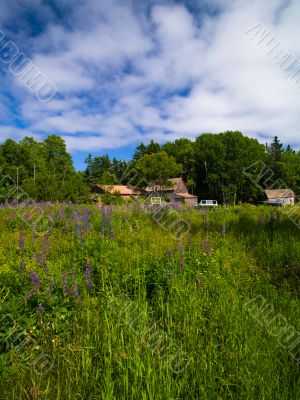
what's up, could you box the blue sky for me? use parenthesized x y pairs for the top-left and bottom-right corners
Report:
(0, 0), (300, 170)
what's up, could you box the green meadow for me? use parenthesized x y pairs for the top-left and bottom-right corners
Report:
(0, 204), (299, 399)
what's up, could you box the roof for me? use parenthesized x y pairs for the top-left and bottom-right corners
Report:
(265, 189), (295, 199)
(168, 178), (183, 185)
(175, 193), (197, 198)
(145, 177), (186, 193)
(94, 185), (140, 196)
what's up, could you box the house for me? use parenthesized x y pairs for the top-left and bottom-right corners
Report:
(92, 184), (141, 199)
(265, 189), (295, 206)
(174, 192), (199, 206)
(145, 177), (198, 206)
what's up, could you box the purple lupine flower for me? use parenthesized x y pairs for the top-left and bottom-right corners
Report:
(84, 260), (93, 289)
(43, 233), (51, 253)
(38, 303), (43, 318)
(30, 270), (41, 291)
(202, 240), (211, 257)
(62, 272), (72, 296)
(41, 254), (49, 274)
(83, 208), (90, 230)
(50, 279), (55, 290)
(101, 207), (109, 230)
(19, 232), (25, 254)
(73, 283), (79, 298)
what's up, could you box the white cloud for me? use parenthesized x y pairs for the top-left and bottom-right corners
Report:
(1, 0), (300, 153)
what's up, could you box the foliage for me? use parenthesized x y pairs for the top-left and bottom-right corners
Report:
(135, 151), (182, 192)
(0, 204), (300, 398)
(1, 133), (300, 206)
(0, 136), (88, 203)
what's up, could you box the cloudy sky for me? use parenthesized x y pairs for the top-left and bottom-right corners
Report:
(0, 0), (300, 169)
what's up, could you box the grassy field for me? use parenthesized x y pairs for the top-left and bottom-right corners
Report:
(0, 203), (300, 399)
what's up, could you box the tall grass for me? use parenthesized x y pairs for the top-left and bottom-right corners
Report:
(0, 204), (299, 399)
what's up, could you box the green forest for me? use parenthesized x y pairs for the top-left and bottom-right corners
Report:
(1, 131), (300, 205)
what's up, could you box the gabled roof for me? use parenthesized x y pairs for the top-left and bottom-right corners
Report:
(145, 177), (186, 193)
(265, 189), (294, 199)
(168, 178), (183, 185)
(94, 185), (140, 195)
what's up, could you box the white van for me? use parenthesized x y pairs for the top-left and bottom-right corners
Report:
(196, 200), (218, 207)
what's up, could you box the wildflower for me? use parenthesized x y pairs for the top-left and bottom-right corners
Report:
(83, 208), (89, 230)
(38, 304), (43, 318)
(30, 270), (41, 291)
(45, 232), (50, 251)
(84, 260), (93, 289)
(19, 232), (25, 254)
(73, 283), (79, 298)
(41, 254), (49, 274)
(101, 207), (110, 230)
(62, 272), (72, 296)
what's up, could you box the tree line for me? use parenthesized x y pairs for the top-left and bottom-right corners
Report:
(1, 131), (299, 205)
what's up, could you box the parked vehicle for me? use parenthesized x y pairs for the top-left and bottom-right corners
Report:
(150, 197), (162, 205)
(262, 199), (284, 206)
(195, 200), (218, 207)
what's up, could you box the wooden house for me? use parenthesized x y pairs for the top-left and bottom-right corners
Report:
(265, 189), (295, 206)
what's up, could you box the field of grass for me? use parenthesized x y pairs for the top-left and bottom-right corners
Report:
(0, 203), (300, 399)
